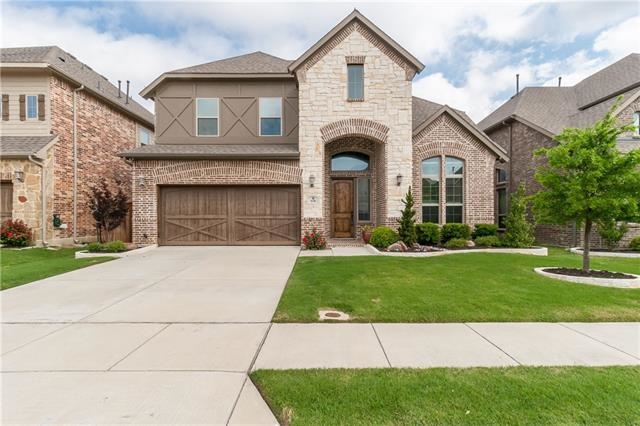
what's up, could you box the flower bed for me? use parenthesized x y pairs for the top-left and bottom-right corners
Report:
(534, 267), (640, 289)
(368, 244), (548, 257)
(75, 244), (156, 259)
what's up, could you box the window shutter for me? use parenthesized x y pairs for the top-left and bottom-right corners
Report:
(19, 95), (25, 121)
(38, 94), (45, 121)
(1, 95), (8, 121)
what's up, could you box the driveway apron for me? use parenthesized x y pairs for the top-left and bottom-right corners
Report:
(2, 246), (298, 424)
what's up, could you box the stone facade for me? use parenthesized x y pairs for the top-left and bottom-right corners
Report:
(412, 114), (496, 226)
(297, 25), (413, 234)
(132, 159), (302, 244)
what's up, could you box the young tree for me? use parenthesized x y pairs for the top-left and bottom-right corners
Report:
(503, 184), (535, 248)
(397, 186), (417, 245)
(533, 102), (640, 271)
(89, 178), (129, 243)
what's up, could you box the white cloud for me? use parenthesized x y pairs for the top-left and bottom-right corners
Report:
(593, 15), (640, 59)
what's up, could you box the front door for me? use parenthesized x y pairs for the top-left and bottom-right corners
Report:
(332, 179), (354, 238)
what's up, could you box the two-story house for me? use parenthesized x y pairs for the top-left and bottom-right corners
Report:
(480, 53), (640, 248)
(122, 10), (507, 246)
(0, 46), (154, 245)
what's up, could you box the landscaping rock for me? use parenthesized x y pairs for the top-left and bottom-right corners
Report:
(466, 240), (476, 248)
(387, 241), (408, 252)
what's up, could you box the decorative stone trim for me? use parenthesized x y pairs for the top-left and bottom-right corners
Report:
(345, 55), (366, 64)
(320, 118), (390, 144)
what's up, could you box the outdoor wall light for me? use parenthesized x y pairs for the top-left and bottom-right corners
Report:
(13, 170), (24, 182)
(136, 176), (146, 187)
(396, 174), (403, 186)
(309, 175), (316, 187)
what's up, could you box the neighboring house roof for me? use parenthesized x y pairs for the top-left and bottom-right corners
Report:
(0, 46), (154, 128)
(289, 9), (424, 74)
(412, 96), (508, 161)
(119, 144), (299, 160)
(0, 135), (57, 158)
(479, 53), (640, 135)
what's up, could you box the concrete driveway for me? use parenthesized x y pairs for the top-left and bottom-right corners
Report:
(1, 246), (299, 424)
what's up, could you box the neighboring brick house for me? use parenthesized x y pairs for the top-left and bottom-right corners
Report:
(0, 46), (154, 245)
(122, 10), (506, 246)
(479, 53), (640, 248)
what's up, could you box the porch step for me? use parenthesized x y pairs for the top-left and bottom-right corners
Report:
(327, 238), (365, 248)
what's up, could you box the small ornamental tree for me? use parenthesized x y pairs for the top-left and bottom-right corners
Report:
(533, 101), (640, 271)
(503, 184), (535, 248)
(89, 178), (129, 243)
(397, 187), (417, 245)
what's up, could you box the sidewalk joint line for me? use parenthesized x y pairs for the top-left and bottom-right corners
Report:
(106, 323), (171, 371)
(558, 323), (640, 361)
(464, 323), (522, 366)
(371, 323), (392, 367)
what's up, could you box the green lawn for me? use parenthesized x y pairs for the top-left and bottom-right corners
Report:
(252, 367), (640, 425)
(1, 248), (113, 290)
(274, 248), (640, 322)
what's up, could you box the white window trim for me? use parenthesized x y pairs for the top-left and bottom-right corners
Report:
(26, 94), (38, 120)
(421, 157), (441, 224)
(258, 97), (283, 137)
(444, 157), (464, 223)
(195, 98), (219, 137)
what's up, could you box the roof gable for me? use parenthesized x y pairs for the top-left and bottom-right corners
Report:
(169, 52), (292, 75)
(289, 10), (424, 81)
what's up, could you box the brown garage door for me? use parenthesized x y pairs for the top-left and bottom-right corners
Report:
(159, 186), (300, 246)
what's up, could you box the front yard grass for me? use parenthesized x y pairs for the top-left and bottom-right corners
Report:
(273, 248), (640, 322)
(251, 367), (640, 425)
(1, 248), (113, 290)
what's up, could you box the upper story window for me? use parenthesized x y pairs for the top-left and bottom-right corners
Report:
(496, 168), (508, 184)
(331, 152), (369, 171)
(26, 95), (38, 119)
(634, 111), (640, 136)
(196, 98), (219, 136)
(259, 97), (282, 136)
(138, 127), (151, 146)
(347, 64), (364, 101)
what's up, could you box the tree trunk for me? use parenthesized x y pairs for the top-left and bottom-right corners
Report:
(583, 219), (592, 272)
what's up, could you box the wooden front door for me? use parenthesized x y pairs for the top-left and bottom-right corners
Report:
(158, 186), (300, 246)
(332, 179), (354, 238)
(0, 181), (13, 222)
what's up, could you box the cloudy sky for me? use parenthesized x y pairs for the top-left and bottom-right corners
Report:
(1, 1), (638, 121)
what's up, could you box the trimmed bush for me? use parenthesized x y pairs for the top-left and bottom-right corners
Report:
(474, 235), (502, 247)
(444, 237), (467, 249)
(597, 220), (628, 250)
(0, 219), (33, 247)
(416, 223), (440, 245)
(441, 223), (471, 243)
(630, 236), (640, 251)
(104, 240), (127, 252)
(369, 226), (399, 249)
(472, 223), (498, 239)
(87, 242), (103, 252)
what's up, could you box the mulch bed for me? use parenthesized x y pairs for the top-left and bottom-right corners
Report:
(543, 267), (636, 280)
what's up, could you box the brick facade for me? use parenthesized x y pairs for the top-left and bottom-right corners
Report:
(132, 159), (302, 244)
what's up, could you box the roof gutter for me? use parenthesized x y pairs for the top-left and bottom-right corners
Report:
(27, 154), (48, 247)
(72, 84), (85, 244)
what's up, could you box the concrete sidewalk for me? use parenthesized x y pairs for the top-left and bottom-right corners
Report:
(254, 322), (640, 369)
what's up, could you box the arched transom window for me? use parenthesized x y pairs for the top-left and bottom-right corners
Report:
(421, 156), (464, 224)
(331, 152), (370, 171)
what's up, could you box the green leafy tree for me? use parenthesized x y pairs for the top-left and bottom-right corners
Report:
(503, 184), (535, 248)
(533, 102), (640, 271)
(397, 187), (417, 245)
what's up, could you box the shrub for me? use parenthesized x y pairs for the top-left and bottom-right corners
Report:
(630, 236), (640, 251)
(597, 220), (628, 250)
(302, 228), (326, 250)
(472, 223), (498, 239)
(444, 237), (467, 249)
(90, 178), (129, 243)
(416, 223), (440, 245)
(474, 235), (502, 247)
(0, 219), (33, 247)
(396, 187), (417, 245)
(503, 184), (536, 248)
(369, 226), (399, 249)
(104, 240), (127, 252)
(441, 223), (471, 243)
(87, 242), (103, 252)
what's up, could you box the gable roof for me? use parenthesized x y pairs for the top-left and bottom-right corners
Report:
(412, 96), (508, 161)
(289, 9), (424, 74)
(170, 52), (292, 75)
(0, 135), (58, 158)
(0, 46), (154, 128)
(479, 53), (640, 135)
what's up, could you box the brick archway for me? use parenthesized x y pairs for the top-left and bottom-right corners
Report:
(320, 118), (389, 144)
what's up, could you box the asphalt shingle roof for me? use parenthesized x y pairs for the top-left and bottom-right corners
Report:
(120, 143), (299, 159)
(0, 135), (57, 157)
(1, 46), (154, 127)
(170, 52), (293, 75)
(479, 53), (640, 135)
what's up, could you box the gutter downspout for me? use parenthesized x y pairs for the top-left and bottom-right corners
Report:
(27, 155), (47, 247)
(72, 85), (85, 243)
